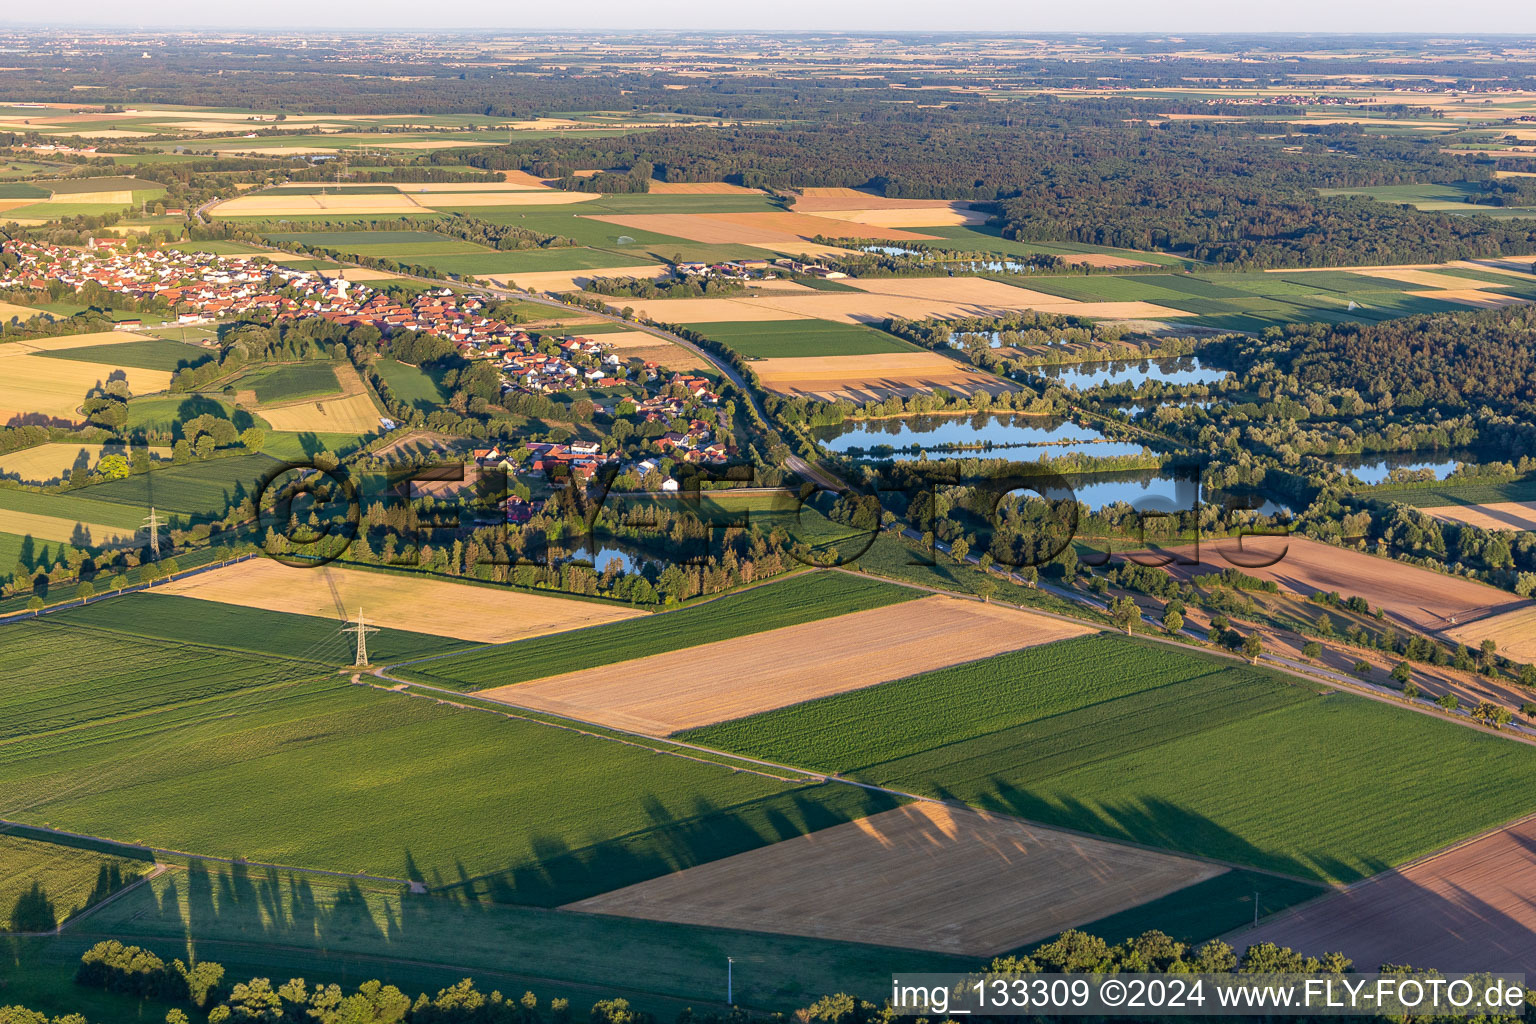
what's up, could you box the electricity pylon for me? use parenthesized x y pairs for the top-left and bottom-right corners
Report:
(141, 506), (162, 560)
(340, 608), (379, 666)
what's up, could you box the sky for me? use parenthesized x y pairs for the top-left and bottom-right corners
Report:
(4, 0), (1536, 33)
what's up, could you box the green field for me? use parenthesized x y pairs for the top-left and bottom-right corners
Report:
(8, 864), (968, 1022)
(913, 225), (1191, 267)
(682, 635), (1536, 884)
(242, 361), (344, 403)
(43, 176), (158, 195)
(0, 182), (51, 199)
(0, 486), (146, 532)
(124, 395), (240, 433)
(262, 229), (493, 259)
(72, 454), (285, 517)
(0, 617), (309, 741)
(55, 591), (468, 664)
(399, 571), (920, 689)
(374, 357), (449, 412)
(484, 210), (695, 248)
(164, 239), (269, 255)
(419, 247), (659, 277)
(1360, 475), (1536, 507)
(40, 338), (213, 373)
(0, 831), (151, 932)
(691, 320), (917, 359)
(0, 674), (898, 906)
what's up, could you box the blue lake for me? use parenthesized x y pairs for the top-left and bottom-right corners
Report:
(814, 413), (1147, 460)
(1020, 356), (1227, 390)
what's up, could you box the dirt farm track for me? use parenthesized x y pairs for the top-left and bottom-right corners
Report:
(1228, 814), (1536, 971)
(568, 802), (1225, 955)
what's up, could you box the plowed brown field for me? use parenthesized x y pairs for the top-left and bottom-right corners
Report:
(1171, 536), (1523, 634)
(567, 802), (1225, 955)
(1228, 814), (1536, 972)
(752, 352), (1018, 400)
(474, 595), (1091, 735)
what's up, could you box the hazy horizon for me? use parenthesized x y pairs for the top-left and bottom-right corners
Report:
(3, 2), (1535, 35)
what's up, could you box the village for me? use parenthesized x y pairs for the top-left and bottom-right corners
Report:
(0, 237), (732, 497)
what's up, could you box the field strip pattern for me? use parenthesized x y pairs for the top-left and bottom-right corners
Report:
(474, 595), (1093, 735)
(566, 802), (1224, 955)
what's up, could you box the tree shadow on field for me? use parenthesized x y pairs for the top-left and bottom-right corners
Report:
(982, 779), (1330, 883)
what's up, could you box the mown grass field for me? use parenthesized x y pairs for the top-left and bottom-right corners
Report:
(56, 591), (468, 664)
(74, 454), (285, 516)
(374, 357), (449, 412)
(0, 832), (152, 932)
(692, 320), (917, 359)
(242, 361), (344, 404)
(0, 676), (897, 906)
(40, 339), (213, 373)
(124, 395), (240, 433)
(399, 571), (921, 689)
(683, 635), (1536, 884)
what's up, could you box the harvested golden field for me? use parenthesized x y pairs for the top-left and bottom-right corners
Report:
(500, 169), (556, 188)
(1446, 606), (1536, 663)
(1061, 252), (1158, 268)
(647, 180), (763, 194)
(584, 330), (711, 371)
(0, 201), (34, 214)
(0, 348), (171, 426)
(808, 205), (988, 227)
(1170, 536), (1524, 634)
(160, 560), (643, 643)
(43, 189), (132, 205)
(420, 191), (604, 207)
(1230, 814), (1536, 973)
(477, 596), (1090, 734)
(796, 187), (889, 199)
(257, 392), (381, 433)
(0, 442), (169, 482)
(793, 194), (972, 213)
(754, 352), (1012, 400)
(626, 297), (812, 323)
(568, 802), (1224, 955)
(0, 508), (136, 547)
(389, 181), (551, 192)
(620, 280), (1192, 326)
(1424, 500), (1536, 533)
(1408, 288), (1530, 309)
(1357, 268), (1476, 289)
(0, 300), (44, 321)
(489, 263), (672, 293)
(213, 193), (426, 216)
